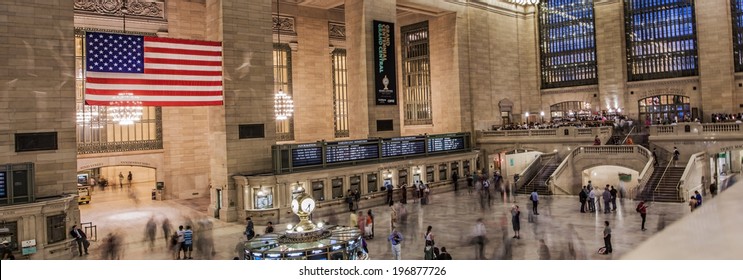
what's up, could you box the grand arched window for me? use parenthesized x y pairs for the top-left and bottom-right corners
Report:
(624, 0), (699, 81)
(638, 95), (690, 124)
(401, 21), (432, 125)
(732, 0), (743, 71)
(538, 0), (598, 89)
(75, 31), (162, 155)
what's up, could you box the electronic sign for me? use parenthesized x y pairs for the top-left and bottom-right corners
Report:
(0, 171), (5, 198)
(381, 136), (425, 157)
(427, 135), (466, 153)
(291, 144), (323, 167)
(326, 140), (379, 163)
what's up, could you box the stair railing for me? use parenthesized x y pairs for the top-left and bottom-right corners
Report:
(516, 152), (556, 191)
(525, 153), (558, 188)
(621, 126), (636, 145)
(652, 155), (674, 200)
(676, 152), (705, 202)
(632, 154), (655, 200)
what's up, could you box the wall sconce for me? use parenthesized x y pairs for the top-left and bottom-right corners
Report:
(525, 112), (530, 118)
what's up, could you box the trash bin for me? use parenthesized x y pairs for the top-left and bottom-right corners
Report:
(152, 189), (157, 200)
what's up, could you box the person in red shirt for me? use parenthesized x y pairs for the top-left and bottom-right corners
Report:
(636, 200), (649, 231)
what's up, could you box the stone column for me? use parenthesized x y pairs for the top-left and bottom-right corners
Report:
(594, 0), (627, 115)
(696, 0), (735, 121)
(345, 0), (399, 138)
(205, 0), (276, 222)
(294, 8), (334, 142)
(0, 0), (77, 196)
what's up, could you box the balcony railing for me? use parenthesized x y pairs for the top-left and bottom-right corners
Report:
(650, 123), (742, 136)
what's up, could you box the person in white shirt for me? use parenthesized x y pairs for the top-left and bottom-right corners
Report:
(472, 218), (487, 260)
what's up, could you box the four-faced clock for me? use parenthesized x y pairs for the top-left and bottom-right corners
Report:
(291, 199), (300, 214)
(300, 196), (316, 214)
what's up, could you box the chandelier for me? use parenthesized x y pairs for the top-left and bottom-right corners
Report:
(107, 93), (143, 125)
(509, 0), (540, 5)
(274, 89), (294, 120)
(273, 0), (295, 121)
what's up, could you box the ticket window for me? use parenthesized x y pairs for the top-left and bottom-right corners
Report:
(439, 164), (448, 181)
(426, 166), (434, 182)
(331, 178), (344, 199)
(253, 186), (274, 209)
(451, 161), (459, 177)
(398, 169), (408, 187)
(312, 181), (325, 201)
(463, 160), (471, 175)
(367, 173), (378, 192)
(350, 176), (361, 194)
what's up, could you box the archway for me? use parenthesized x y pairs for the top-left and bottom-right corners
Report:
(550, 101), (592, 121)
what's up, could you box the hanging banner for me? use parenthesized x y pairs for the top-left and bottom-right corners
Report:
(373, 20), (397, 105)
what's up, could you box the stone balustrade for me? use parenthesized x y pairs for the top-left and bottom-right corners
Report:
(650, 122), (742, 136)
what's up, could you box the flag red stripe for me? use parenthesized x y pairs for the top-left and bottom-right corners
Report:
(144, 69), (222, 76)
(86, 77), (222, 86)
(144, 57), (222, 66)
(145, 36), (222, 47)
(86, 89), (222, 96)
(144, 47), (221, 57)
(86, 100), (223, 106)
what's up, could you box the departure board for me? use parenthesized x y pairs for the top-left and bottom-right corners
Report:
(382, 136), (426, 157)
(0, 171), (5, 198)
(326, 140), (380, 163)
(427, 136), (465, 153)
(291, 144), (323, 167)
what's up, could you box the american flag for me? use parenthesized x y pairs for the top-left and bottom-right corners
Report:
(84, 32), (223, 106)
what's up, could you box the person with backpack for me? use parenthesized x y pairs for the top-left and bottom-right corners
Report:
(530, 189), (539, 215)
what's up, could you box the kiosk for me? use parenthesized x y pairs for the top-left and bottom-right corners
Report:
(243, 192), (363, 260)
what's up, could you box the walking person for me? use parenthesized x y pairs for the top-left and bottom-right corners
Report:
(636, 200), (649, 231)
(452, 171), (459, 193)
(673, 147), (680, 167)
(602, 186), (611, 214)
(400, 183), (408, 204)
(118, 172), (124, 188)
(466, 172), (474, 194)
(127, 171), (133, 188)
(472, 218), (487, 260)
(367, 209), (375, 239)
(357, 211), (366, 237)
(511, 204), (521, 239)
(388, 227), (403, 260)
(424, 225), (436, 260)
(610, 186), (618, 211)
(603, 221), (612, 254)
(175, 225), (185, 259)
(162, 217), (173, 244)
(145, 215), (157, 250)
(244, 217), (255, 240)
(386, 182), (394, 206)
(530, 189), (539, 215)
(579, 186), (587, 213)
(345, 190), (354, 212)
(652, 148), (658, 166)
(69, 225), (90, 256)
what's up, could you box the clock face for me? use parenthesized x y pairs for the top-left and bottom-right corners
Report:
(300, 197), (316, 214)
(291, 199), (300, 214)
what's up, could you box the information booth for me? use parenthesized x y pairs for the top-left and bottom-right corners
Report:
(243, 226), (362, 260)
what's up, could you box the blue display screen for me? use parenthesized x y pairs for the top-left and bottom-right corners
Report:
(381, 136), (425, 157)
(0, 171), (6, 198)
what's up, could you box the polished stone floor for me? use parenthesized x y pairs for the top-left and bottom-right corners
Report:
(75, 176), (737, 260)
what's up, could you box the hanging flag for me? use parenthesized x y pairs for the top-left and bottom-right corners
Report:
(84, 32), (223, 106)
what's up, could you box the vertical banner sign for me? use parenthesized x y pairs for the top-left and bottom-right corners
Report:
(0, 171), (5, 198)
(373, 20), (397, 105)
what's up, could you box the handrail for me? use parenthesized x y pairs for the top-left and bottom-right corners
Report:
(653, 155), (674, 198)
(621, 126), (636, 145)
(526, 153), (557, 185)
(515, 152), (555, 190)
(632, 157), (655, 200)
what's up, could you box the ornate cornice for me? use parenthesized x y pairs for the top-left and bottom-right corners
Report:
(273, 15), (297, 35)
(540, 84), (599, 95)
(329, 22), (345, 40)
(626, 76), (699, 90)
(74, 0), (165, 20)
